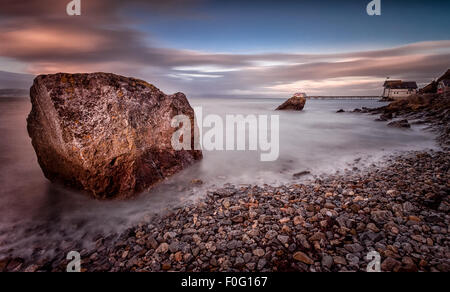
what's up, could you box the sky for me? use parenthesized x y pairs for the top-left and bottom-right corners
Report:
(0, 0), (449, 96)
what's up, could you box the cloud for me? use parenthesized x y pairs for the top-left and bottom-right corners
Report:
(0, 1), (449, 96)
(0, 0), (205, 19)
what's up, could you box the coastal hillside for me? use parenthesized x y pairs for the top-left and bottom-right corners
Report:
(420, 69), (450, 94)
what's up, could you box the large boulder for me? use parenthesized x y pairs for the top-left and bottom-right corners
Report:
(27, 73), (202, 199)
(276, 93), (307, 111)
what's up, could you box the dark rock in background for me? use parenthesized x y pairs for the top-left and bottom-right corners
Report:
(276, 94), (307, 111)
(387, 119), (411, 129)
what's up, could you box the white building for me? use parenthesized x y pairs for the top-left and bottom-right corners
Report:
(382, 80), (418, 100)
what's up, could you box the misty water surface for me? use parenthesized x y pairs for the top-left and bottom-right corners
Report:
(0, 97), (437, 257)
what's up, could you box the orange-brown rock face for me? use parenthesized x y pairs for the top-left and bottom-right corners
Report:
(276, 95), (307, 111)
(27, 73), (202, 199)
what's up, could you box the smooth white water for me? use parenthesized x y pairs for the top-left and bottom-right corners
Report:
(0, 97), (437, 258)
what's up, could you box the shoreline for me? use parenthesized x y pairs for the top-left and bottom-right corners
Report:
(1, 96), (449, 272)
(2, 150), (447, 272)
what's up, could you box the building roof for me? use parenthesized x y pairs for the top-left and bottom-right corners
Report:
(383, 80), (402, 87)
(384, 80), (417, 89)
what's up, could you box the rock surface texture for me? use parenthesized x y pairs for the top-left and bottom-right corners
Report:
(276, 94), (307, 111)
(27, 73), (202, 199)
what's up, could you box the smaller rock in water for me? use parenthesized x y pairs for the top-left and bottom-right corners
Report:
(336, 109), (345, 113)
(381, 113), (393, 120)
(293, 171), (311, 178)
(276, 93), (307, 111)
(387, 119), (411, 129)
(190, 179), (204, 185)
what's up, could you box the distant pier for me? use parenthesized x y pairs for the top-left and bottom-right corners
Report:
(307, 96), (381, 100)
